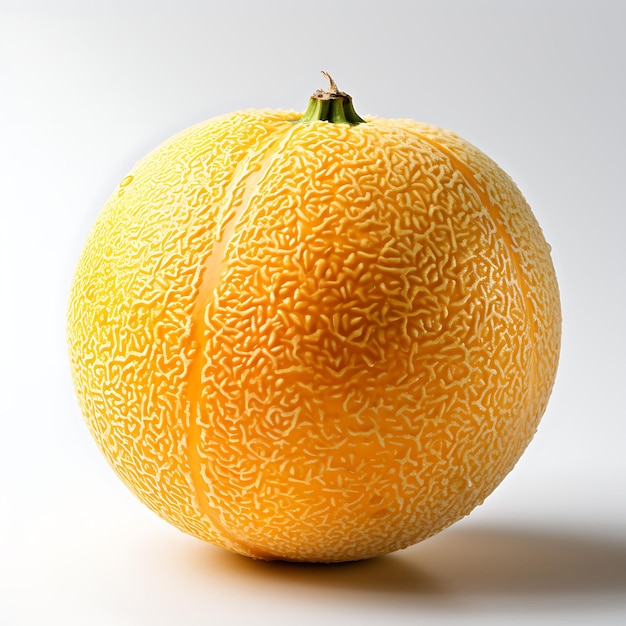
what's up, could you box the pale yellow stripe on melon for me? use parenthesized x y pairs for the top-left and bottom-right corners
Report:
(407, 129), (538, 387)
(184, 122), (299, 558)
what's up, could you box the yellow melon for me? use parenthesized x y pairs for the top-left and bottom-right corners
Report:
(67, 74), (561, 562)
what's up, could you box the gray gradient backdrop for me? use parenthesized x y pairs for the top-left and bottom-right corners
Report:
(2, 1), (625, 624)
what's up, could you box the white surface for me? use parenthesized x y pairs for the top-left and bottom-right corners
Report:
(2, 1), (625, 624)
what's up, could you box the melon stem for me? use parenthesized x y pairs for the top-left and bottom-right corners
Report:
(295, 71), (366, 126)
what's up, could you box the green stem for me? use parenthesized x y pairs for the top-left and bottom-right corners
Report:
(294, 71), (366, 126)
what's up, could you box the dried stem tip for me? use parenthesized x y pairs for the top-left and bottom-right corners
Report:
(295, 71), (366, 126)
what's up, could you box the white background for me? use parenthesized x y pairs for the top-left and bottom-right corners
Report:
(2, 1), (625, 624)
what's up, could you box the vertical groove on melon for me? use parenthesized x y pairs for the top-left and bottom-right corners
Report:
(409, 129), (539, 408)
(183, 123), (299, 558)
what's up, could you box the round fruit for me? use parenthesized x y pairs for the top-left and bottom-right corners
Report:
(68, 74), (561, 562)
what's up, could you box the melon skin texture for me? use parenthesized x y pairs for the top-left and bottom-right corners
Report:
(67, 109), (561, 563)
